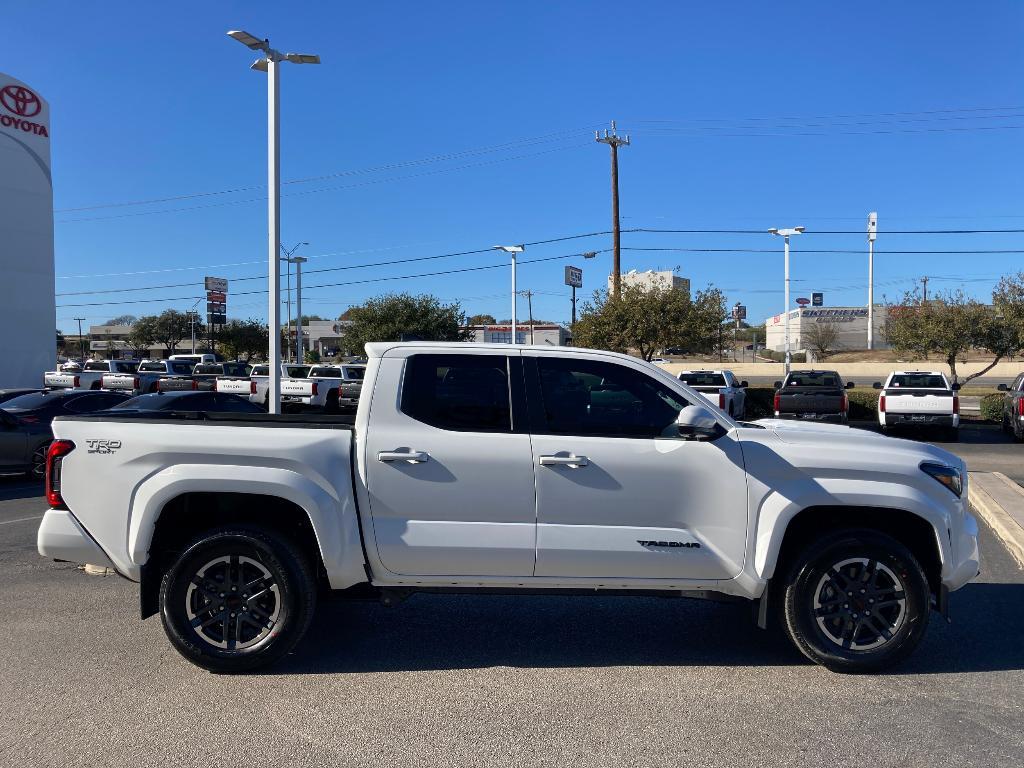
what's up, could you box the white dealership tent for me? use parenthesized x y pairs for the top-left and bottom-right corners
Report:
(0, 72), (55, 387)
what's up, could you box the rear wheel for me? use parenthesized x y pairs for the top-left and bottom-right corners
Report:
(159, 527), (316, 673)
(1002, 414), (1013, 435)
(779, 529), (930, 673)
(325, 390), (340, 414)
(27, 442), (50, 479)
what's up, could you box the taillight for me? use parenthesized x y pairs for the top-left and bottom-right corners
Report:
(191, 380), (199, 390)
(718, 393), (725, 410)
(214, 380), (221, 392)
(250, 381), (258, 395)
(46, 440), (75, 509)
(773, 393), (780, 413)
(133, 376), (140, 390)
(841, 394), (849, 412)
(879, 394), (886, 412)
(311, 381), (319, 396)
(1018, 398), (1024, 417)
(73, 375), (80, 388)
(952, 396), (959, 415)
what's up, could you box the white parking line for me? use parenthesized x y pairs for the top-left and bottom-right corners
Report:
(0, 514), (44, 526)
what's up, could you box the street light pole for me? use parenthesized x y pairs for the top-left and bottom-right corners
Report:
(768, 226), (805, 375)
(293, 256), (307, 361)
(281, 242), (308, 363)
(227, 30), (319, 413)
(74, 317), (86, 361)
(867, 211), (877, 350)
(493, 245), (525, 343)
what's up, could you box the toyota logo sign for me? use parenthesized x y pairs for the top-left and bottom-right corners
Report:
(0, 85), (41, 117)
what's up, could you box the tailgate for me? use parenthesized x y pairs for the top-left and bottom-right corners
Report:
(281, 379), (315, 397)
(884, 390), (954, 413)
(157, 377), (196, 392)
(101, 374), (138, 392)
(215, 378), (253, 395)
(779, 390), (844, 413)
(44, 372), (80, 389)
(690, 386), (723, 406)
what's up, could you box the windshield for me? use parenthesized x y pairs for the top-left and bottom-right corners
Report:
(251, 366), (269, 376)
(785, 372), (840, 388)
(341, 366), (366, 380)
(284, 365), (310, 378)
(309, 368), (342, 378)
(1, 391), (57, 411)
(111, 394), (176, 410)
(193, 364), (222, 374)
(139, 362), (166, 372)
(83, 361), (109, 371)
(888, 374), (947, 389)
(678, 373), (726, 387)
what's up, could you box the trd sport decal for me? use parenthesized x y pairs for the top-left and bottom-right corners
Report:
(86, 439), (121, 454)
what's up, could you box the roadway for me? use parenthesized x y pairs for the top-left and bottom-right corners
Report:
(0, 430), (1022, 767)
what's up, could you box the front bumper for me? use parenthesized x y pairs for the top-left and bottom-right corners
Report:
(37, 509), (117, 570)
(943, 508), (980, 592)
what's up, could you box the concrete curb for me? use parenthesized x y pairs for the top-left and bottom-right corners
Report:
(967, 472), (1024, 569)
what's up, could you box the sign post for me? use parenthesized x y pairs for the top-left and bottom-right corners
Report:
(205, 276), (229, 337)
(565, 265), (583, 326)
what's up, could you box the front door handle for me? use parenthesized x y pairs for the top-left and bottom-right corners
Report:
(539, 454), (589, 468)
(378, 450), (429, 463)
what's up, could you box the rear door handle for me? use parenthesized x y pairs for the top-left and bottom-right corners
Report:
(539, 454), (589, 468)
(378, 450), (429, 463)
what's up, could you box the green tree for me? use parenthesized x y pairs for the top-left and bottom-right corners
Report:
(885, 283), (1023, 384)
(217, 319), (269, 361)
(343, 293), (470, 354)
(573, 279), (726, 361)
(56, 329), (65, 355)
(104, 314), (138, 326)
(468, 313), (497, 325)
(151, 310), (190, 355)
(804, 322), (841, 360)
(127, 315), (158, 357)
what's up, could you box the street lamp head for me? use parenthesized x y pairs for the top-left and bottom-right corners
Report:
(250, 58), (269, 72)
(767, 227), (779, 235)
(493, 245), (525, 253)
(285, 53), (321, 64)
(769, 226), (805, 237)
(227, 30), (268, 51)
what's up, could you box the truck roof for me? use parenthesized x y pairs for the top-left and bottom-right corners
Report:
(364, 342), (651, 365)
(890, 370), (944, 376)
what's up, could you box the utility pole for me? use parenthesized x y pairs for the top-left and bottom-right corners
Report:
(293, 256), (307, 362)
(74, 317), (86, 361)
(867, 211), (877, 350)
(517, 290), (535, 344)
(596, 121), (629, 297)
(921, 275), (929, 304)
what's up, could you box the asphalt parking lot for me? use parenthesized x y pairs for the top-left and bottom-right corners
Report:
(1, 431), (1022, 767)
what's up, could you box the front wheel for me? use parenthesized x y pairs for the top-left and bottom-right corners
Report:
(159, 527), (317, 673)
(779, 529), (930, 673)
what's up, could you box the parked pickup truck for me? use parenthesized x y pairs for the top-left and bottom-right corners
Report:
(43, 359), (139, 390)
(218, 363), (312, 407)
(101, 359), (196, 396)
(997, 373), (1024, 442)
(874, 371), (960, 439)
(37, 342), (978, 674)
(280, 363), (367, 412)
(677, 370), (748, 419)
(774, 370), (854, 424)
(157, 362), (251, 392)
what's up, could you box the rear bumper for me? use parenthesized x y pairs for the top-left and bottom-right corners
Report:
(881, 413), (959, 428)
(775, 412), (847, 424)
(37, 508), (117, 571)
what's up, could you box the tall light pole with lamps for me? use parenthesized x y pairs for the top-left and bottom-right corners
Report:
(768, 226), (805, 374)
(227, 30), (319, 413)
(867, 212), (878, 350)
(292, 256), (308, 361)
(493, 245), (525, 343)
(281, 242), (308, 363)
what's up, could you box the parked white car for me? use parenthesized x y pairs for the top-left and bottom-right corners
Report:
(677, 369), (747, 419)
(280, 363), (367, 412)
(224, 363), (313, 407)
(39, 342), (977, 675)
(874, 371), (960, 439)
(101, 359), (195, 396)
(43, 359), (138, 390)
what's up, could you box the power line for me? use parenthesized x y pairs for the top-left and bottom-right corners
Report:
(634, 227), (1024, 235)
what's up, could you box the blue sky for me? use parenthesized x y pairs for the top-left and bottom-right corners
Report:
(8, 1), (1023, 332)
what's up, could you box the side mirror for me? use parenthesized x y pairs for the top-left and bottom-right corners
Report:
(951, 382), (961, 391)
(739, 380), (749, 388)
(773, 381), (783, 389)
(845, 381), (855, 390)
(872, 381), (883, 389)
(676, 404), (721, 440)
(997, 383), (1008, 391)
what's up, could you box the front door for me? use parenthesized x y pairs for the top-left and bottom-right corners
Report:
(363, 350), (537, 578)
(526, 353), (749, 581)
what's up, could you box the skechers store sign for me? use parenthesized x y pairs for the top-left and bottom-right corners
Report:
(802, 308), (868, 323)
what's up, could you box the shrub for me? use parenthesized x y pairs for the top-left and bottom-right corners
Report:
(980, 393), (1004, 422)
(846, 390), (880, 421)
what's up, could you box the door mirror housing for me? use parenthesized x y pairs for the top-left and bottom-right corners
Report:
(872, 381), (883, 389)
(997, 383), (1008, 391)
(773, 381), (783, 389)
(675, 404), (722, 441)
(739, 380), (749, 388)
(845, 381), (855, 389)
(951, 382), (961, 391)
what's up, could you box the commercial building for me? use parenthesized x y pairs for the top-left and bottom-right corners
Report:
(463, 324), (572, 346)
(1, 73), (55, 386)
(608, 269), (690, 297)
(764, 306), (890, 353)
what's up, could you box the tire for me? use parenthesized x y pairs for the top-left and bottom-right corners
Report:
(943, 426), (959, 443)
(778, 529), (930, 673)
(159, 527), (317, 673)
(325, 390), (340, 414)
(27, 441), (50, 479)
(1003, 414), (1013, 435)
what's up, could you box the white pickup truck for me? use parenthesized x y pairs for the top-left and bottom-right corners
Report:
(280, 363), (367, 412)
(677, 370), (748, 418)
(217, 364), (312, 407)
(101, 359), (196, 396)
(874, 371), (960, 439)
(43, 359), (139, 390)
(37, 342), (978, 674)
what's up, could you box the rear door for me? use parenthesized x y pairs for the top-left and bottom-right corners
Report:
(362, 349), (537, 577)
(525, 352), (749, 581)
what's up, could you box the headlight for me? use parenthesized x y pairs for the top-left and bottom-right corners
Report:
(921, 462), (962, 497)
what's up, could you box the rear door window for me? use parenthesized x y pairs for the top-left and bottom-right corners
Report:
(401, 354), (512, 432)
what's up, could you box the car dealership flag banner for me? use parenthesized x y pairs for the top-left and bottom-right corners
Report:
(0, 73), (54, 387)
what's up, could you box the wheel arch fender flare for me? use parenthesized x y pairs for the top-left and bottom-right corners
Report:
(129, 464), (366, 590)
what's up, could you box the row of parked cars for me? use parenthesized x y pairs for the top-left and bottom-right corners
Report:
(1, 355), (368, 478)
(677, 367), (970, 440)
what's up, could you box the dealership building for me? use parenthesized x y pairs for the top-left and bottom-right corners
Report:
(764, 306), (890, 353)
(0, 72), (55, 387)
